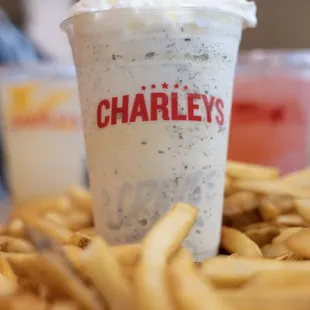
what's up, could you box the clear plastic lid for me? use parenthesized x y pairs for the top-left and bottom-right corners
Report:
(237, 50), (310, 78)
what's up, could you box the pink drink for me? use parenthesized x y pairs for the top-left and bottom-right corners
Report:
(228, 51), (310, 174)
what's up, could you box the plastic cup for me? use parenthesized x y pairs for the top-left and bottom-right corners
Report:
(229, 50), (310, 174)
(0, 64), (86, 204)
(63, 8), (248, 260)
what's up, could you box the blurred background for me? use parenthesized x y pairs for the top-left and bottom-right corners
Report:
(1, 0), (310, 60)
(1, 0), (309, 61)
(0, 0), (310, 213)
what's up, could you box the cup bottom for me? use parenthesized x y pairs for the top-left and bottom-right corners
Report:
(193, 246), (219, 262)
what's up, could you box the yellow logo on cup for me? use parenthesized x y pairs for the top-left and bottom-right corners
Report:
(7, 83), (81, 131)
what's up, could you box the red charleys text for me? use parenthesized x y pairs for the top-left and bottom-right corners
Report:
(97, 92), (225, 129)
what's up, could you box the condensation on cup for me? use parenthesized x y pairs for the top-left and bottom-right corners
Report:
(0, 64), (86, 203)
(229, 50), (310, 174)
(63, 0), (257, 260)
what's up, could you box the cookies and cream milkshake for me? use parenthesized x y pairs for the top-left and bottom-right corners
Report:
(63, 0), (256, 260)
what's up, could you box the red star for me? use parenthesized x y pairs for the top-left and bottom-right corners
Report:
(183, 85), (189, 91)
(174, 84), (179, 89)
(141, 86), (146, 91)
(162, 82), (169, 89)
(151, 84), (156, 89)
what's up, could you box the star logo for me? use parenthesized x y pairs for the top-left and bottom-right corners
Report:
(162, 82), (169, 89)
(174, 84), (179, 89)
(183, 85), (189, 91)
(141, 86), (146, 91)
(151, 84), (156, 89)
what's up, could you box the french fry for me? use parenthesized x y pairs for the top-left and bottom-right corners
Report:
(121, 266), (136, 282)
(223, 210), (261, 230)
(243, 269), (310, 288)
(20, 215), (72, 244)
(6, 218), (25, 239)
(140, 203), (198, 260)
(49, 300), (81, 310)
(69, 233), (92, 250)
(4, 162), (310, 309)
(64, 211), (93, 232)
(77, 228), (97, 237)
(233, 180), (310, 198)
(111, 244), (140, 266)
(0, 256), (18, 282)
(240, 221), (277, 232)
(294, 199), (310, 223)
(267, 196), (294, 214)
(70, 243), (140, 267)
(220, 288), (310, 310)
(66, 186), (92, 215)
(68, 243), (141, 269)
(0, 237), (35, 253)
(280, 167), (310, 188)
(16, 278), (48, 298)
(135, 203), (198, 310)
(258, 200), (279, 221)
(226, 161), (279, 180)
(244, 226), (279, 247)
(15, 196), (72, 216)
(44, 212), (67, 227)
(0, 273), (17, 296)
(0, 293), (47, 310)
(201, 256), (310, 288)
(272, 227), (303, 244)
(285, 229), (310, 259)
(224, 191), (259, 216)
(275, 253), (299, 261)
(261, 243), (291, 259)
(136, 256), (174, 310)
(170, 249), (230, 310)
(38, 208), (90, 232)
(274, 214), (308, 227)
(3, 252), (39, 266)
(9, 253), (100, 310)
(81, 237), (133, 310)
(61, 246), (83, 272)
(221, 226), (262, 257)
(4, 251), (82, 281)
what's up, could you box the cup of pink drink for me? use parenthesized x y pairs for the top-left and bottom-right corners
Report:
(228, 50), (310, 174)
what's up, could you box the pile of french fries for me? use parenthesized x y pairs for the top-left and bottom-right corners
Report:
(1, 161), (310, 310)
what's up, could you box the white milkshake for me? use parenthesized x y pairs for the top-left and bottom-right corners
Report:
(63, 0), (256, 260)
